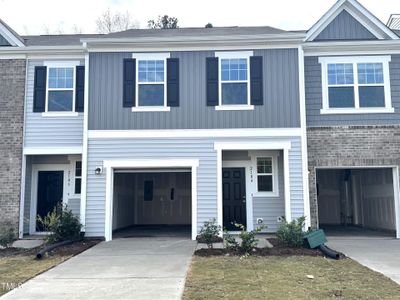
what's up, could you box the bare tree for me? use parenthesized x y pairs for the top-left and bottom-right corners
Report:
(148, 15), (178, 29)
(96, 8), (138, 33)
(71, 24), (83, 34)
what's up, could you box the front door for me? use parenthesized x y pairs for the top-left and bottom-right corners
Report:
(222, 168), (246, 230)
(36, 171), (64, 231)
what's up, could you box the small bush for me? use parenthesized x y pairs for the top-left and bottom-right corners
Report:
(224, 223), (266, 254)
(198, 218), (221, 248)
(0, 225), (16, 248)
(276, 216), (306, 248)
(37, 204), (82, 244)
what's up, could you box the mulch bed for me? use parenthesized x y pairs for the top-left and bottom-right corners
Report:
(195, 238), (322, 257)
(0, 239), (101, 259)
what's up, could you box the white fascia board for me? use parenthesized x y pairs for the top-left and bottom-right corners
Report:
(214, 141), (292, 151)
(24, 146), (83, 155)
(0, 22), (25, 47)
(81, 33), (306, 44)
(88, 128), (303, 139)
(103, 159), (199, 169)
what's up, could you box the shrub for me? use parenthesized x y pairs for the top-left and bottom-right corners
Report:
(0, 225), (16, 248)
(224, 223), (266, 254)
(37, 204), (82, 244)
(198, 218), (221, 248)
(276, 216), (306, 248)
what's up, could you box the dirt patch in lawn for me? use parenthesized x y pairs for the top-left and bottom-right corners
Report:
(183, 256), (400, 300)
(195, 238), (323, 257)
(0, 239), (101, 296)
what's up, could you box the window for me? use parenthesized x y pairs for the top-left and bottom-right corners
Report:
(133, 53), (170, 111)
(256, 158), (274, 192)
(74, 161), (82, 195)
(44, 61), (80, 115)
(320, 56), (393, 114)
(215, 51), (253, 110)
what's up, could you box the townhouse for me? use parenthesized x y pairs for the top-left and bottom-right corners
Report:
(0, 0), (399, 241)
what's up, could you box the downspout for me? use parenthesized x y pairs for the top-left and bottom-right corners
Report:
(298, 45), (311, 229)
(79, 43), (89, 232)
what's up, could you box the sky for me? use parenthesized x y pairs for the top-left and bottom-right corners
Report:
(0, 0), (399, 35)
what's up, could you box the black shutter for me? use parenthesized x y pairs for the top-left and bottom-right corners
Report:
(250, 56), (263, 105)
(75, 66), (85, 112)
(123, 58), (136, 107)
(206, 57), (218, 106)
(33, 66), (47, 112)
(167, 58), (179, 107)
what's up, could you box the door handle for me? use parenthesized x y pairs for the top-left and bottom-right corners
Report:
(242, 196), (246, 203)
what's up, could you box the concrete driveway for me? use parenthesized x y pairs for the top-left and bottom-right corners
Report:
(2, 237), (196, 300)
(327, 236), (400, 284)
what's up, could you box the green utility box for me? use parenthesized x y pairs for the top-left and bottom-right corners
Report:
(304, 229), (327, 249)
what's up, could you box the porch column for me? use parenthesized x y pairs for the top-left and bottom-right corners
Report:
(283, 148), (292, 222)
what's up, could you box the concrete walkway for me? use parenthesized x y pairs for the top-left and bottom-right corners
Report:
(327, 236), (400, 284)
(2, 237), (196, 300)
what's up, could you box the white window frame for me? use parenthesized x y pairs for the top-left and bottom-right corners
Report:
(251, 151), (279, 197)
(215, 51), (254, 111)
(132, 53), (170, 112)
(319, 56), (394, 114)
(42, 61), (80, 117)
(73, 160), (82, 196)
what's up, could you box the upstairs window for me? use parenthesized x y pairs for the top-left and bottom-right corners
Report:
(214, 51), (253, 110)
(43, 61), (81, 114)
(47, 67), (74, 111)
(319, 56), (393, 114)
(132, 53), (170, 111)
(221, 58), (248, 105)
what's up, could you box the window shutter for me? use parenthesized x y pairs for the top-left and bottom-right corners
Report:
(167, 58), (179, 107)
(250, 56), (263, 105)
(123, 58), (136, 107)
(75, 66), (85, 112)
(33, 66), (47, 112)
(206, 57), (219, 106)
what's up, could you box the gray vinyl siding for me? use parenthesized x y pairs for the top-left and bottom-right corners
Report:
(314, 10), (378, 41)
(0, 35), (11, 46)
(68, 198), (80, 217)
(24, 60), (84, 148)
(85, 136), (304, 237)
(88, 49), (300, 130)
(305, 55), (400, 126)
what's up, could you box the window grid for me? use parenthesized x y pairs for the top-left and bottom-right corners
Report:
(45, 65), (76, 113)
(74, 161), (82, 195)
(326, 61), (386, 109)
(256, 157), (274, 193)
(218, 56), (250, 106)
(136, 59), (167, 107)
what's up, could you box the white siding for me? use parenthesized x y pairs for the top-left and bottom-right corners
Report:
(85, 136), (304, 238)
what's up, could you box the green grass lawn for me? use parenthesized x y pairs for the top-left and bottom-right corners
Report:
(0, 254), (70, 296)
(183, 256), (400, 300)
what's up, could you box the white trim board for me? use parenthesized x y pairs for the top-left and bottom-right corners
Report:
(0, 21), (25, 47)
(306, 0), (399, 41)
(23, 147), (83, 155)
(89, 128), (302, 139)
(103, 159), (199, 241)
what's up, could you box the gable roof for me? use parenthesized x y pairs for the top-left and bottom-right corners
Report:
(0, 19), (24, 47)
(306, 0), (399, 41)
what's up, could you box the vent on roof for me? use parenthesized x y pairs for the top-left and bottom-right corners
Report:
(387, 14), (400, 30)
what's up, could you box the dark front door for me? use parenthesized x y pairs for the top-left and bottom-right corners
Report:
(36, 171), (64, 231)
(222, 168), (246, 231)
